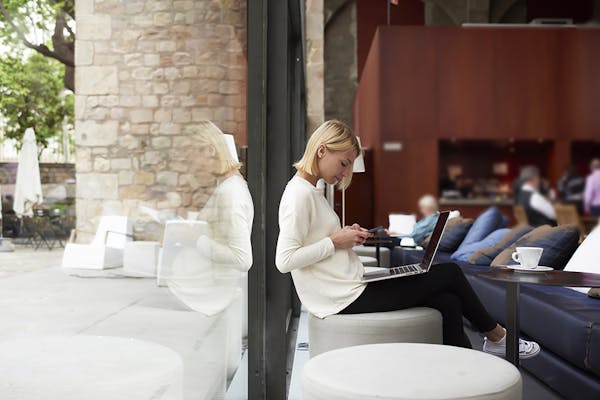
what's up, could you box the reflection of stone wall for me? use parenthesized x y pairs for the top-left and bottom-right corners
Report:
(0, 163), (75, 185)
(75, 0), (247, 241)
(0, 163), (76, 209)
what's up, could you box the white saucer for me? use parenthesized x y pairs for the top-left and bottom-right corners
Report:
(506, 264), (553, 272)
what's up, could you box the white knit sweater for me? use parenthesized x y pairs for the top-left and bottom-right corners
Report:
(276, 176), (366, 318)
(167, 174), (253, 316)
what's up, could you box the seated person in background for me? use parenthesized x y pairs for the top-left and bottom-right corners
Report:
(584, 158), (600, 217)
(439, 172), (456, 193)
(558, 164), (585, 214)
(516, 166), (557, 227)
(512, 172), (524, 203)
(388, 195), (440, 245)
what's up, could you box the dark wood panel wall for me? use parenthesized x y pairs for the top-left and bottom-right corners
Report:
(353, 26), (600, 227)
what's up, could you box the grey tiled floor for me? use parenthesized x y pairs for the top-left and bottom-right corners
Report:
(0, 244), (63, 278)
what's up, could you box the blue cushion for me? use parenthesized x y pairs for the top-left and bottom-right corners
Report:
(451, 228), (510, 262)
(453, 207), (506, 255)
(436, 218), (473, 252)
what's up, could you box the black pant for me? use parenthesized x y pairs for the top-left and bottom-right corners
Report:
(591, 205), (600, 217)
(340, 263), (497, 348)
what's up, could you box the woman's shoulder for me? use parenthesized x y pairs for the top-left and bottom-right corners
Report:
(210, 175), (253, 208)
(281, 177), (315, 205)
(285, 176), (316, 194)
(216, 175), (248, 194)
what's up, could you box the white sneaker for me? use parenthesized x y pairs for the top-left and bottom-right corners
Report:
(483, 332), (541, 360)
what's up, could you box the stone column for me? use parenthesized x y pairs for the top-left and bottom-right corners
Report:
(306, 0), (325, 135)
(424, 0), (490, 25)
(75, 0), (247, 241)
(324, 0), (357, 125)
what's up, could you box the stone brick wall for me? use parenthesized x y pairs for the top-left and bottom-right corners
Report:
(0, 162), (75, 186)
(0, 163), (76, 214)
(423, 0), (526, 25)
(75, 0), (247, 241)
(306, 0), (325, 134)
(324, 0), (357, 125)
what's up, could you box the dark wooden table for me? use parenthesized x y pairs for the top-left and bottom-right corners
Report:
(476, 268), (600, 366)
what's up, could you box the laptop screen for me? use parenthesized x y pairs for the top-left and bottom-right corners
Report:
(420, 211), (450, 270)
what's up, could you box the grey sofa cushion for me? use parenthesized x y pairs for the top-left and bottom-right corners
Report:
(468, 224), (534, 265)
(491, 224), (580, 269)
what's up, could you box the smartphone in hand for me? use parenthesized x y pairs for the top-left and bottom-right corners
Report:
(367, 226), (384, 233)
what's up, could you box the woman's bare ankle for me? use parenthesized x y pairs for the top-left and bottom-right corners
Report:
(485, 324), (506, 342)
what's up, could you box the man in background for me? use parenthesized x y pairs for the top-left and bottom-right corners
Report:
(584, 158), (600, 217)
(558, 164), (585, 213)
(516, 166), (557, 227)
(388, 195), (440, 245)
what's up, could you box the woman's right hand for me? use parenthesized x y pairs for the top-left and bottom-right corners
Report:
(330, 226), (372, 249)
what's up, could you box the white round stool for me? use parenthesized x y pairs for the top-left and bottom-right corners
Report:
(359, 256), (378, 266)
(353, 245), (391, 267)
(0, 336), (183, 400)
(308, 308), (442, 357)
(303, 343), (522, 400)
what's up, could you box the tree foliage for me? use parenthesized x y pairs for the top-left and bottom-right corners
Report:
(0, 0), (74, 90)
(0, 51), (73, 150)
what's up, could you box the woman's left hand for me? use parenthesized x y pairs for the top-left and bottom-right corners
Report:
(350, 223), (367, 232)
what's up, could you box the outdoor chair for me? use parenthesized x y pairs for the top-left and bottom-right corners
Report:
(20, 211), (68, 250)
(61, 216), (132, 269)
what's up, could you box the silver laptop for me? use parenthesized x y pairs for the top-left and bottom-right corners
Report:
(362, 211), (450, 283)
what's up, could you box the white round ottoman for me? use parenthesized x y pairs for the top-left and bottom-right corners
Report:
(353, 245), (391, 267)
(0, 336), (183, 400)
(308, 308), (442, 357)
(303, 343), (522, 400)
(359, 256), (378, 266)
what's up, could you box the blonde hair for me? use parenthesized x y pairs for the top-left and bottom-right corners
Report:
(194, 121), (242, 175)
(294, 120), (361, 190)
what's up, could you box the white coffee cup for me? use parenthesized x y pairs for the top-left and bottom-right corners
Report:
(511, 247), (543, 269)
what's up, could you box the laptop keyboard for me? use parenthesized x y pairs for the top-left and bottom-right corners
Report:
(389, 263), (421, 275)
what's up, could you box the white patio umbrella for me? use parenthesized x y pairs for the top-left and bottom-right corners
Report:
(13, 128), (43, 217)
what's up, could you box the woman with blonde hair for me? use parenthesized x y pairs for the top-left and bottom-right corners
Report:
(167, 120), (253, 316)
(194, 120), (244, 178)
(275, 120), (539, 358)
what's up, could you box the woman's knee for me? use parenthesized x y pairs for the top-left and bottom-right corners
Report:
(426, 291), (462, 313)
(443, 262), (461, 272)
(430, 262), (462, 279)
